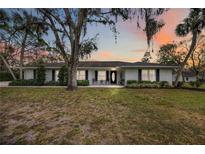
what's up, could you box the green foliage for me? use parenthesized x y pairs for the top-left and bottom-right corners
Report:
(0, 72), (14, 81)
(77, 80), (89, 86)
(9, 79), (38, 86)
(79, 37), (98, 59)
(127, 80), (170, 88)
(36, 65), (45, 85)
(175, 9), (205, 37)
(127, 80), (156, 85)
(175, 81), (184, 88)
(127, 80), (138, 84)
(157, 43), (180, 65)
(127, 83), (160, 88)
(58, 65), (68, 86)
(189, 81), (203, 88)
(159, 81), (170, 88)
(44, 81), (60, 86)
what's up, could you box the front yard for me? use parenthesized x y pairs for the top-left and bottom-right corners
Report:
(0, 88), (205, 144)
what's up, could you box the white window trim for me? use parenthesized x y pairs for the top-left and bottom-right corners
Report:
(98, 71), (106, 81)
(142, 69), (156, 82)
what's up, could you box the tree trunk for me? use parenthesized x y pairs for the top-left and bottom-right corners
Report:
(19, 33), (27, 79)
(67, 59), (78, 90)
(0, 55), (17, 80)
(174, 31), (198, 87)
(67, 39), (80, 91)
(65, 9), (87, 91)
(19, 50), (24, 79)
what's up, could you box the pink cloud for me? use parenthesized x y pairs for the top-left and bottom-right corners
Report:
(154, 9), (189, 46)
(99, 51), (113, 59)
(119, 9), (189, 47)
(89, 50), (141, 62)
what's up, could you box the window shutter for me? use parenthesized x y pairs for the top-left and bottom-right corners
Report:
(138, 69), (142, 81)
(85, 70), (88, 80)
(95, 70), (98, 81)
(156, 69), (160, 82)
(106, 71), (109, 81)
(33, 69), (36, 79)
(52, 69), (55, 81)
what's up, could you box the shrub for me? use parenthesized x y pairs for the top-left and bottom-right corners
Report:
(176, 81), (184, 88)
(44, 81), (60, 86)
(127, 80), (138, 84)
(36, 65), (46, 85)
(126, 83), (160, 88)
(58, 65), (68, 85)
(139, 80), (154, 84)
(77, 80), (89, 86)
(0, 72), (14, 81)
(189, 81), (202, 88)
(119, 79), (125, 85)
(159, 81), (170, 88)
(9, 79), (38, 86)
(126, 80), (171, 88)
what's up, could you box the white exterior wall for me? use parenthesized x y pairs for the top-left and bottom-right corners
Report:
(172, 73), (183, 83)
(160, 69), (173, 85)
(24, 69), (34, 80)
(45, 70), (52, 82)
(124, 69), (138, 85)
(184, 76), (197, 82)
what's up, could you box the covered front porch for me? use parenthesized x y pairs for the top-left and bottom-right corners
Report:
(81, 67), (125, 85)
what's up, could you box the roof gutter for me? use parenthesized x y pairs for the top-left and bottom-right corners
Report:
(120, 65), (179, 68)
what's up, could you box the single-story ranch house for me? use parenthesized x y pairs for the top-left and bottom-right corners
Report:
(22, 61), (182, 86)
(182, 70), (204, 82)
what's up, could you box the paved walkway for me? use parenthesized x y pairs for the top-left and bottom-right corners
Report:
(0, 81), (10, 87)
(87, 85), (124, 88)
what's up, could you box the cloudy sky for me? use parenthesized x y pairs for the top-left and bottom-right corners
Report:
(86, 8), (190, 62)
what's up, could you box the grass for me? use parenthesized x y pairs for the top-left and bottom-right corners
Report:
(183, 82), (205, 89)
(0, 87), (205, 144)
(199, 83), (205, 89)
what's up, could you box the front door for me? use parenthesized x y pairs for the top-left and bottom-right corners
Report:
(110, 71), (117, 84)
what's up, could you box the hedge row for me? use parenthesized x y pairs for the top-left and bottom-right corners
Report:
(0, 72), (14, 81)
(77, 80), (89, 86)
(9, 79), (39, 86)
(126, 80), (170, 88)
(189, 81), (203, 88)
(9, 79), (90, 86)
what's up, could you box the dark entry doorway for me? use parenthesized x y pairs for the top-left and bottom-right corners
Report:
(110, 71), (117, 84)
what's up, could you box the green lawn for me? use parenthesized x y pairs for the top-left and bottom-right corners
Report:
(200, 83), (205, 89)
(0, 88), (205, 144)
(183, 82), (205, 89)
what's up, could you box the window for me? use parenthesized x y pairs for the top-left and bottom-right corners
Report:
(98, 71), (106, 80)
(55, 70), (59, 81)
(142, 69), (156, 81)
(77, 70), (85, 80)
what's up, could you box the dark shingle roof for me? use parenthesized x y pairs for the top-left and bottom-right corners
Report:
(120, 62), (178, 68)
(24, 61), (178, 68)
(25, 61), (131, 68)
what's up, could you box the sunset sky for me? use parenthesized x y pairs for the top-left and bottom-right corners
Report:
(86, 8), (190, 62)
